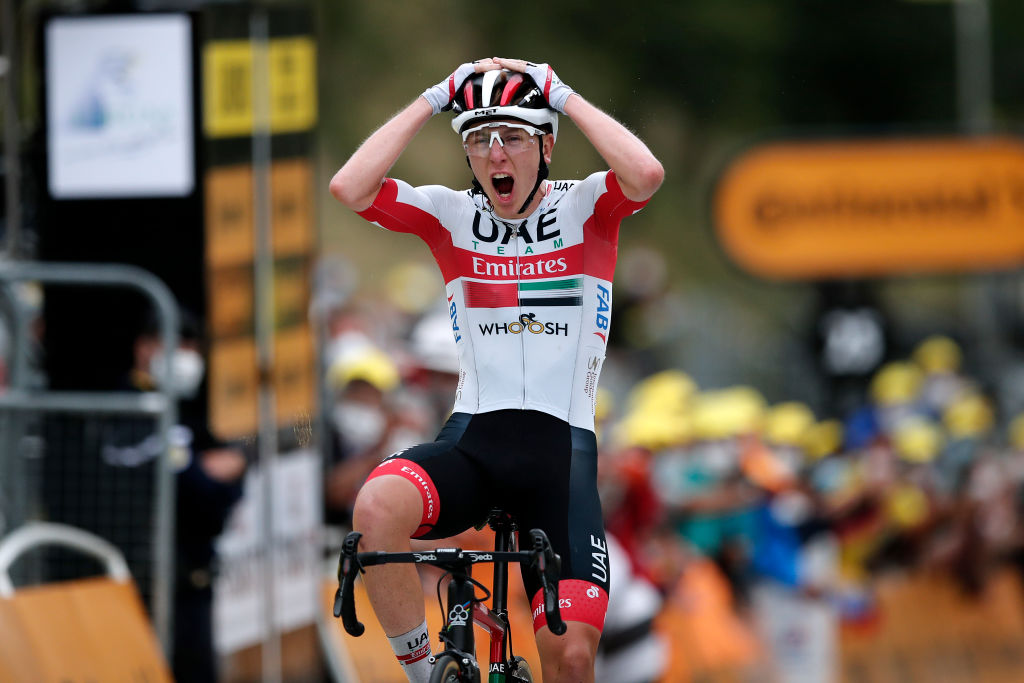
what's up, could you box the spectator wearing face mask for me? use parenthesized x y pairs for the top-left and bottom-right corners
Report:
(104, 309), (247, 683)
(324, 344), (405, 528)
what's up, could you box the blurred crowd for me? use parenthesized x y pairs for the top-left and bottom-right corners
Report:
(316, 254), (1024, 682)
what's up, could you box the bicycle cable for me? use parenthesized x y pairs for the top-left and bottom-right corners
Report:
(435, 570), (493, 650)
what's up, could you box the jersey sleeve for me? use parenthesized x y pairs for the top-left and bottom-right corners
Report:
(356, 178), (459, 250)
(573, 170), (650, 242)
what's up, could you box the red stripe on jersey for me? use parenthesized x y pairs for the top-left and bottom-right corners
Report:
(530, 580), (609, 633)
(500, 74), (524, 105)
(454, 244), (583, 281)
(581, 171), (649, 281)
(582, 217), (617, 283)
(357, 179), (460, 283)
(543, 65), (553, 101)
(463, 280), (517, 308)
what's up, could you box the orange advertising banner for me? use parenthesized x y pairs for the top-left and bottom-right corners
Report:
(712, 136), (1024, 279)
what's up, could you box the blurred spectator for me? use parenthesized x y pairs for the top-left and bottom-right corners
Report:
(121, 308), (247, 683)
(595, 532), (668, 683)
(666, 386), (767, 607)
(44, 306), (246, 683)
(323, 343), (412, 527)
(403, 306), (461, 428)
(912, 335), (973, 417)
(308, 288), (1024, 680)
(0, 314), (8, 391)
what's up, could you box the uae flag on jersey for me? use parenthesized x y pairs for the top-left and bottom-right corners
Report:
(463, 277), (583, 308)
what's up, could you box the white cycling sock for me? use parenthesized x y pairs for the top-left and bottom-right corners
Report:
(388, 619), (432, 683)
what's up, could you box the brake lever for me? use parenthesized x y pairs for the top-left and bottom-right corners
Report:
(334, 531), (366, 636)
(529, 529), (566, 636)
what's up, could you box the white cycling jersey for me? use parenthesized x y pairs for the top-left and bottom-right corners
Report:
(358, 171), (647, 431)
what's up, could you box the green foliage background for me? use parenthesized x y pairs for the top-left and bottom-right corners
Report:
(314, 0), (1024, 401)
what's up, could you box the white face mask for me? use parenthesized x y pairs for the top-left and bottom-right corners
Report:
(332, 401), (387, 452)
(150, 348), (206, 398)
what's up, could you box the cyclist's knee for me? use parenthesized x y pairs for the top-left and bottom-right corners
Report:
(351, 475), (423, 543)
(537, 623), (600, 682)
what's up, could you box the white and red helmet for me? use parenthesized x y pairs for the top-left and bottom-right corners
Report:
(451, 69), (559, 141)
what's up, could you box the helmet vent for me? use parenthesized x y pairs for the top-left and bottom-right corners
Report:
(499, 74), (524, 106)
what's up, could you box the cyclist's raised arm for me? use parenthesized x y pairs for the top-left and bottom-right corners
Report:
(328, 98), (432, 212)
(562, 95), (664, 202)
(329, 59), (500, 212)
(494, 57), (664, 203)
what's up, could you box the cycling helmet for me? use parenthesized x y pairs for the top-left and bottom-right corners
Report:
(451, 69), (559, 141)
(451, 69), (558, 215)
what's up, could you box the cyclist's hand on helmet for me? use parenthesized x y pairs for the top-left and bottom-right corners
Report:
(422, 59), (499, 115)
(493, 57), (575, 114)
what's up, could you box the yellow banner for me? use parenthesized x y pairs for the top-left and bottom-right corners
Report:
(205, 160), (313, 269)
(203, 37), (317, 138)
(713, 136), (1024, 279)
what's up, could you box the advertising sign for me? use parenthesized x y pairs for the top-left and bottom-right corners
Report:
(203, 37), (317, 138)
(45, 14), (195, 198)
(713, 137), (1024, 279)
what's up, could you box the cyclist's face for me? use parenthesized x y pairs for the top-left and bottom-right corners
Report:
(464, 120), (553, 219)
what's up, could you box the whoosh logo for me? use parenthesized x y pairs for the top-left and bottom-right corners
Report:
(478, 313), (568, 336)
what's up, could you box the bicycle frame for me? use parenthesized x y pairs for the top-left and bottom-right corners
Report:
(335, 510), (566, 682)
(439, 514), (518, 680)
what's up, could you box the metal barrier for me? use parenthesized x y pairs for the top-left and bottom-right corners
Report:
(0, 260), (180, 654)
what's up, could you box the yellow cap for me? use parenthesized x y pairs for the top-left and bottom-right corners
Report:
(942, 393), (994, 439)
(1009, 413), (1024, 451)
(691, 386), (766, 440)
(892, 417), (944, 463)
(595, 387), (614, 423)
(870, 362), (924, 405)
(328, 347), (400, 392)
(385, 261), (442, 314)
(763, 402), (815, 446)
(913, 335), (962, 374)
(886, 485), (930, 529)
(615, 410), (694, 451)
(802, 419), (844, 460)
(626, 370), (697, 415)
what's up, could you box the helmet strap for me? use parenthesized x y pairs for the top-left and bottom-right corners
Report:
(517, 154), (549, 215)
(466, 156), (485, 196)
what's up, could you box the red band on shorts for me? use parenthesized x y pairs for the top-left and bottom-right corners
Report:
(366, 457), (440, 538)
(530, 579), (608, 633)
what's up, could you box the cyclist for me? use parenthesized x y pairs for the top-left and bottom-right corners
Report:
(329, 57), (663, 683)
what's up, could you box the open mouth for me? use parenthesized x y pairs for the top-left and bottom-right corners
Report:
(491, 174), (514, 199)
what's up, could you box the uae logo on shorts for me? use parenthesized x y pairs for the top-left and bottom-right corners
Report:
(463, 277), (583, 308)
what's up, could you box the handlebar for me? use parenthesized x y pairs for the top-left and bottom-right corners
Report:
(333, 530), (365, 637)
(333, 528), (566, 637)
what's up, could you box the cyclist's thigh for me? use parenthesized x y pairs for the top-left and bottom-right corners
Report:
(365, 413), (492, 540)
(507, 424), (609, 632)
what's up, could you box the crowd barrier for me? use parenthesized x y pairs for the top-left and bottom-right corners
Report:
(0, 522), (172, 682)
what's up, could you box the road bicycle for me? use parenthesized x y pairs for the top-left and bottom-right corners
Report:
(334, 508), (566, 682)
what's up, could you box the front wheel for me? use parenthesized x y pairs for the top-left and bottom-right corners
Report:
(429, 654), (474, 683)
